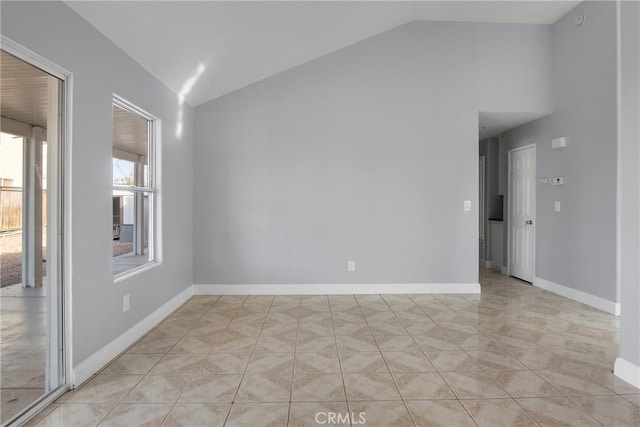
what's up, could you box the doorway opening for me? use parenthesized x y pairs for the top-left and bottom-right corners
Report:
(478, 112), (543, 284)
(0, 46), (68, 425)
(478, 137), (505, 277)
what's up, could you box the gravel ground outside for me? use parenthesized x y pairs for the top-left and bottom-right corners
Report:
(0, 233), (42, 288)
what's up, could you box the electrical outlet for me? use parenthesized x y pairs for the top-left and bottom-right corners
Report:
(347, 261), (356, 272)
(123, 294), (130, 312)
(554, 201), (561, 212)
(464, 200), (471, 211)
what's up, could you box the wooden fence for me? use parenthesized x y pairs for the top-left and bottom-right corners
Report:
(0, 187), (47, 233)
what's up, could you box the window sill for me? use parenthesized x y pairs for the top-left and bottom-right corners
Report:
(114, 260), (161, 284)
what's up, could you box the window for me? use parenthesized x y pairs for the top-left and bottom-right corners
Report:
(112, 98), (157, 277)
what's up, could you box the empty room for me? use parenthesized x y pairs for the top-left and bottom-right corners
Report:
(0, 1), (638, 426)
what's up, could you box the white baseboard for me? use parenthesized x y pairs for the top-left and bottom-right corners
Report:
(614, 357), (640, 389)
(193, 283), (481, 295)
(501, 266), (509, 276)
(72, 285), (193, 387)
(533, 276), (619, 315)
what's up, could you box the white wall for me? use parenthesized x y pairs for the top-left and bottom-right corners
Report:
(499, 1), (618, 302)
(193, 21), (553, 285)
(617, 0), (640, 384)
(1, 1), (194, 366)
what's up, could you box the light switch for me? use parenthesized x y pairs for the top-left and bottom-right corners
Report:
(464, 200), (471, 211)
(554, 201), (561, 212)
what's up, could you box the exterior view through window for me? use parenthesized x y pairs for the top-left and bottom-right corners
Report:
(112, 100), (156, 276)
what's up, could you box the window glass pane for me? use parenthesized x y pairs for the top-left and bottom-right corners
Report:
(113, 104), (149, 188)
(112, 189), (151, 275)
(112, 158), (135, 186)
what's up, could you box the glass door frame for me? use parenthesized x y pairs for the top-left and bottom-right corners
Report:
(1, 35), (73, 426)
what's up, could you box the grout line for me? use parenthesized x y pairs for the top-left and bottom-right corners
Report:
(222, 294), (281, 426)
(286, 295), (302, 426)
(328, 295), (355, 427)
(354, 294), (417, 427)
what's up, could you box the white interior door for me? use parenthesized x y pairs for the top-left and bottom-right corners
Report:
(509, 145), (535, 282)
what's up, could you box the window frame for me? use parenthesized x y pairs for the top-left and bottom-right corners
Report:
(112, 95), (161, 281)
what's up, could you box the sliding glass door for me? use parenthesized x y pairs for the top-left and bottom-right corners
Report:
(0, 47), (67, 426)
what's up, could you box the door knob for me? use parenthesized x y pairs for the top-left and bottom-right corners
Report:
(525, 220), (533, 225)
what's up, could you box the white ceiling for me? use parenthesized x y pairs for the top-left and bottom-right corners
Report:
(66, 1), (579, 106)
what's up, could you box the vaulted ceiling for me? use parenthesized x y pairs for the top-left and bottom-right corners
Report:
(66, 1), (579, 106)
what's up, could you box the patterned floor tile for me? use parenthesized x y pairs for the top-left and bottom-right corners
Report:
(295, 352), (341, 373)
(162, 403), (230, 427)
(201, 352), (251, 374)
(98, 403), (172, 426)
(516, 397), (603, 426)
(343, 372), (401, 401)
(289, 401), (349, 427)
(123, 373), (192, 403)
(34, 404), (114, 427)
(235, 373), (292, 402)
(225, 402), (289, 427)
(178, 374), (242, 402)
(292, 373), (345, 402)
(382, 351), (436, 373)
(440, 371), (509, 399)
(406, 400), (476, 427)
(393, 372), (456, 400)
(340, 351), (388, 373)
(461, 399), (538, 426)
(347, 401), (413, 426)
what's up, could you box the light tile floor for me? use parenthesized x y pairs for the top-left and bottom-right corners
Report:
(27, 269), (640, 426)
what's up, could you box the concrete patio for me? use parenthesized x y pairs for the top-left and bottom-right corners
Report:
(0, 283), (46, 424)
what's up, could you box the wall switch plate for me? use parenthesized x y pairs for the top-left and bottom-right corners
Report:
(554, 201), (561, 212)
(553, 177), (564, 186)
(347, 261), (356, 272)
(552, 137), (567, 148)
(464, 200), (471, 211)
(123, 294), (130, 312)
